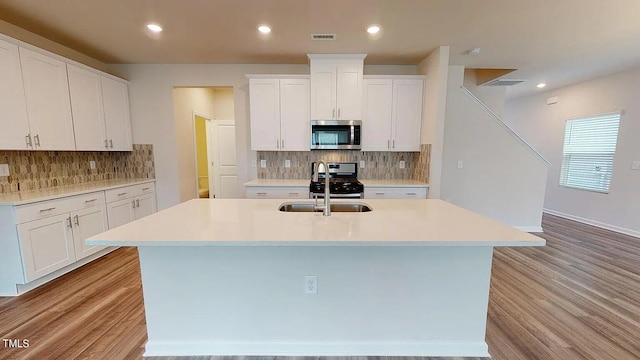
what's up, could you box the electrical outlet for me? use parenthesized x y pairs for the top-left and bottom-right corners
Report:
(399, 160), (405, 169)
(251, 159), (257, 168)
(260, 160), (267, 168)
(89, 160), (96, 170)
(0, 164), (9, 177)
(457, 160), (464, 169)
(285, 159), (291, 168)
(359, 160), (365, 168)
(632, 161), (640, 170)
(304, 275), (317, 294)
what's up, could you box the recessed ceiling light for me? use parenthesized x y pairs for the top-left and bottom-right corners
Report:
(467, 48), (481, 55)
(146, 23), (163, 33)
(367, 25), (381, 34)
(258, 25), (271, 34)
(537, 83), (547, 88)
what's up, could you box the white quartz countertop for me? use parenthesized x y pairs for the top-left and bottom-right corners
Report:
(87, 198), (545, 247)
(243, 179), (428, 188)
(0, 179), (156, 206)
(243, 179), (309, 187)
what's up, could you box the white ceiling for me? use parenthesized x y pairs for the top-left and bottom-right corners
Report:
(1, 0), (640, 98)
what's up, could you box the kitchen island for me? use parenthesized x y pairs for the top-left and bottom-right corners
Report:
(87, 198), (545, 357)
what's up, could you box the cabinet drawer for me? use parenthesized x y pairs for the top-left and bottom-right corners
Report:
(15, 192), (106, 224)
(246, 187), (308, 199)
(364, 187), (427, 199)
(105, 182), (155, 203)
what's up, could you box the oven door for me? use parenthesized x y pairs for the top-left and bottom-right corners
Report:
(311, 120), (361, 150)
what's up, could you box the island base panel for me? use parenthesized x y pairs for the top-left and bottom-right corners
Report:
(138, 246), (493, 357)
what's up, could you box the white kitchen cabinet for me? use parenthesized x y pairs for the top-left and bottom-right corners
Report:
(19, 47), (75, 150)
(105, 183), (156, 228)
(68, 64), (133, 151)
(246, 186), (309, 199)
(0, 39), (30, 150)
(248, 76), (310, 151)
(362, 76), (424, 152)
(309, 55), (366, 120)
(101, 76), (133, 151)
(17, 214), (76, 281)
(71, 205), (109, 260)
(364, 187), (428, 199)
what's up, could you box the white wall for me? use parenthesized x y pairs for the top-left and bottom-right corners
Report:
(109, 63), (416, 210)
(418, 46), (450, 198)
(440, 66), (548, 230)
(505, 68), (640, 237)
(463, 69), (506, 119)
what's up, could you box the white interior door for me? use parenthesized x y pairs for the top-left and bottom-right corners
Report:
(209, 120), (238, 198)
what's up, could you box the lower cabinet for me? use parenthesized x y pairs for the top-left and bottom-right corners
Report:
(364, 187), (428, 199)
(105, 183), (157, 228)
(246, 186), (309, 199)
(14, 191), (108, 282)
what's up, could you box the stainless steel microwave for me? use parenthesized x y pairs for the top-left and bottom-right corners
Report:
(310, 120), (362, 150)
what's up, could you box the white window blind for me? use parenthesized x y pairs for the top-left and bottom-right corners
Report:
(560, 112), (621, 193)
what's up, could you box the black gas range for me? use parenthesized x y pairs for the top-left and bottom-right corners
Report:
(309, 162), (364, 199)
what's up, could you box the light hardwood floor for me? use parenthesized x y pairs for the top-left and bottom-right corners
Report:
(1, 213), (639, 360)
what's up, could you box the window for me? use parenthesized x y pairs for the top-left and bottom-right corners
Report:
(560, 112), (621, 193)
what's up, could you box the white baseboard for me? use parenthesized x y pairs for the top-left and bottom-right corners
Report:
(543, 208), (640, 239)
(144, 340), (490, 357)
(515, 226), (544, 233)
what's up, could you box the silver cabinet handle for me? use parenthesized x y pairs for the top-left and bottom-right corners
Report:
(26, 134), (33, 148)
(118, 192), (127, 196)
(387, 140), (390, 149)
(338, 108), (341, 118)
(136, 199), (140, 207)
(256, 192), (267, 196)
(281, 139), (284, 149)
(74, 214), (79, 226)
(393, 140), (395, 149)
(85, 198), (98, 203)
(104, 139), (109, 148)
(109, 139), (113, 148)
(407, 192), (417, 196)
(142, 187), (150, 191)
(34, 134), (40, 147)
(39, 207), (56, 213)
(276, 139), (279, 149)
(67, 217), (72, 228)
(375, 192), (385, 195)
(132, 200), (136, 208)
(289, 192), (299, 195)
(332, 108), (336, 118)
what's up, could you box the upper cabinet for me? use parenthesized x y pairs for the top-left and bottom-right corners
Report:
(69, 64), (132, 151)
(19, 47), (76, 150)
(0, 34), (132, 152)
(309, 54), (366, 120)
(248, 76), (310, 151)
(0, 39), (30, 150)
(362, 76), (424, 152)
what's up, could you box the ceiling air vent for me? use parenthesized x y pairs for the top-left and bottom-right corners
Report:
(483, 79), (526, 86)
(311, 33), (336, 41)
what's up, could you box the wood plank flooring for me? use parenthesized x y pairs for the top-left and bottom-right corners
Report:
(1, 213), (639, 360)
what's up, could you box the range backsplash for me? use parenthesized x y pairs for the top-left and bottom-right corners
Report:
(0, 144), (155, 194)
(257, 147), (430, 181)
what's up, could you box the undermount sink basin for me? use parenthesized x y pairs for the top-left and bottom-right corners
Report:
(278, 201), (373, 213)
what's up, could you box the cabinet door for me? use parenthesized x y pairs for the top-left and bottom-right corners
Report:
(392, 79), (424, 151)
(336, 63), (363, 120)
(68, 64), (108, 151)
(361, 79), (393, 151)
(280, 79), (310, 151)
(134, 193), (156, 219)
(19, 47), (75, 150)
(106, 199), (136, 229)
(249, 79), (281, 150)
(0, 39), (30, 150)
(102, 76), (133, 151)
(17, 214), (76, 282)
(310, 63), (337, 120)
(71, 206), (109, 260)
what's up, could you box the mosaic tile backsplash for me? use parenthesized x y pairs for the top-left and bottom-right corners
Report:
(257, 150), (424, 180)
(412, 144), (431, 183)
(0, 144), (155, 194)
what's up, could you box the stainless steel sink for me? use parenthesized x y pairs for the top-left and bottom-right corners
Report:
(278, 201), (373, 213)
